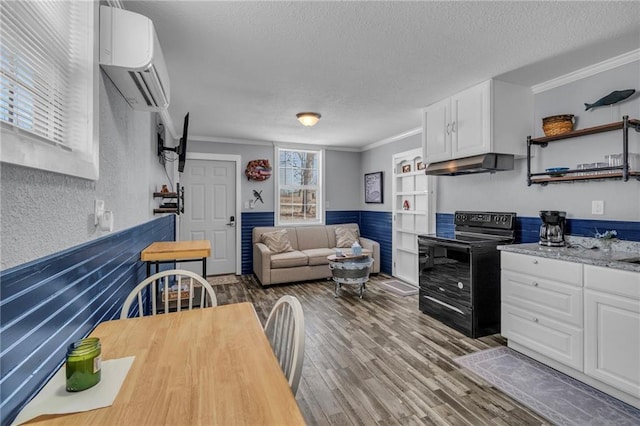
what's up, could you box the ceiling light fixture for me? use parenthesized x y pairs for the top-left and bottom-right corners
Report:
(296, 112), (321, 127)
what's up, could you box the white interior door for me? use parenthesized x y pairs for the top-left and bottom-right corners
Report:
(180, 159), (237, 276)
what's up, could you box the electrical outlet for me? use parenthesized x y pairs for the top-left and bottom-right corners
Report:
(592, 200), (604, 215)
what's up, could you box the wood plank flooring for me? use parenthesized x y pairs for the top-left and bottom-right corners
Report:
(214, 274), (550, 425)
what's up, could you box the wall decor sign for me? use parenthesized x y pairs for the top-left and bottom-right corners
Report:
(245, 159), (272, 181)
(364, 171), (383, 204)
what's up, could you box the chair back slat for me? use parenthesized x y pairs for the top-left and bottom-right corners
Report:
(120, 269), (218, 319)
(264, 295), (305, 395)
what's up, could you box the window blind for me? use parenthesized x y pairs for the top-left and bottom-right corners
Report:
(0, 1), (91, 150)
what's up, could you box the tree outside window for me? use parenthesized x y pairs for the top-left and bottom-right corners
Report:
(276, 148), (323, 225)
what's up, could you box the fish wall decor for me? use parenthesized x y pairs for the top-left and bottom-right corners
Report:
(584, 89), (635, 111)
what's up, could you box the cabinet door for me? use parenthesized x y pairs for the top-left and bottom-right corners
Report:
(422, 98), (451, 163)
(451, 80), (491, 158)
(584, 289), (640, 398)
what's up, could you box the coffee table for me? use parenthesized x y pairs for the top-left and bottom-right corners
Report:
(327, 254), (374, 298)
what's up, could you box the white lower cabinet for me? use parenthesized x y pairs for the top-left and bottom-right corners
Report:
(501, 252), (584, 370)
(584, 265), (640, 398)
(501, 251), (640, 409)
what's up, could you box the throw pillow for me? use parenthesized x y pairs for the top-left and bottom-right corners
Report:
(261, 229), (294, 254)
(335, 227), (359, 248)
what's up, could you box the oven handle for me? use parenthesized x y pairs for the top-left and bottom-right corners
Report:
(418, 238), (470, 253)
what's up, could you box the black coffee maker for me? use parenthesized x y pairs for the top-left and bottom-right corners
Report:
(539, 211), (566, 247)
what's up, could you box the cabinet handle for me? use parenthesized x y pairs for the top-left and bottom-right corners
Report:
(532, 281), (538, 287)
(446, 123), (451, 135)
(532, 317), (539, 323)
(532, 259), (538, 264)
(451, 121), (456, 133)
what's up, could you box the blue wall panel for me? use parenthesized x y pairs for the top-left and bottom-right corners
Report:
(0, 215), (174, 426)
(436, 212), (639, 243)
(241, 212), (274, 275)
(326, 210), (361, 225)
(360, 211), (393, 274)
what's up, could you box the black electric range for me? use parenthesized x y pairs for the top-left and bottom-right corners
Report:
(417, 211), (516, 338)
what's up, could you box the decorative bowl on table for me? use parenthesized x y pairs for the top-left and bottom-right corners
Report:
(545, 167), (570, 177)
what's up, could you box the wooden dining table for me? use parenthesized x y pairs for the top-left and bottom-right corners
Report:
(26, 303), (306, 425)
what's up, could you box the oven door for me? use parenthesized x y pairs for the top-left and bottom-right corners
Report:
(418, 238), (471, 304)
(418, 238), (473, 336)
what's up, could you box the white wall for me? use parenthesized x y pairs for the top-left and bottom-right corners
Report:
(436, 60), (639, 220)
(359, 134), (421, 211)
(188, 140), (362, 214)
(0, 73), (168, 270)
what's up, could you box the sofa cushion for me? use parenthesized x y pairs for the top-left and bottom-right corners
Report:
(296, 226), (330, 250)
(261, 229), (294, 254)
(302, 248), (335, 266)
(335, 227), (359, 248)
(271, 251), (308, 269)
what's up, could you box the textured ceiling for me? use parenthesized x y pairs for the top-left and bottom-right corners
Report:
(122, 1), (640, 149)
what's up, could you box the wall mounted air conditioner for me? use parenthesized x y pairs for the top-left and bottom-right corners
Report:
(99, 6), (170, 111)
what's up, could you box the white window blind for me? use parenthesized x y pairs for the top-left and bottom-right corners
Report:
(0, 0), (98, 179)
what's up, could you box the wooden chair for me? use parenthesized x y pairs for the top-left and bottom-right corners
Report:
(264, 295), (305, 395)
(120, 269), (217, 319)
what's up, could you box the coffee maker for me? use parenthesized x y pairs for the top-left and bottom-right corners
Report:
(539, 210), (566, 247)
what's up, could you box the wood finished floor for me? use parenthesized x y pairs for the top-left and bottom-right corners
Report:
(214, 274), (550, 425)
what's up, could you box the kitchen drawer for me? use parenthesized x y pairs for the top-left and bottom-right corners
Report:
(419, 288), (472, 336)
(502, 302), (583, 370)
(501, 251), (582, 286)
(502, 270), (582, 327)
(584, 265), (640, 300)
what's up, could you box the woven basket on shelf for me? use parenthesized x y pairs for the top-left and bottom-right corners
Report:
(542, 114), (574, 136)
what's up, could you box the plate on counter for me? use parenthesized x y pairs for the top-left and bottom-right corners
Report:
(545, 167), (570, 177)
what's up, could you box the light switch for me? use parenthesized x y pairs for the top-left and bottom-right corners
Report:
(592, 200), (604, 215)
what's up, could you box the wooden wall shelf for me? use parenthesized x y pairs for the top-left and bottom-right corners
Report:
(153, 183), (184, 215)
(527, 116), (640, 186)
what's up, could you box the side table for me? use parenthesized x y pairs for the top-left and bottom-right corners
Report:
(327, 254), (374, 298)
(141, 240), (211, 278)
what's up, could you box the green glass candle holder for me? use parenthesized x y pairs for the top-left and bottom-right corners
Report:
(66, 337), (102, 392)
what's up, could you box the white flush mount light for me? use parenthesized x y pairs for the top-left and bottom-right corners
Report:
(296, 112), (321, 127)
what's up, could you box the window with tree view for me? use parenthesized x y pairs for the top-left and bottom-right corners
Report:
(276, 148), (324, 225)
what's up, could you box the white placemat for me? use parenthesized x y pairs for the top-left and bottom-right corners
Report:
(11, 356), (135, 426)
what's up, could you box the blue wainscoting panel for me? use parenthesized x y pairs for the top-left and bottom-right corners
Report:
(241, 212), (274, 275)
(360, 211), (392, 274)
(326, 210), (361, 225)
(517, 216), (541, 243)
(566, 218), (640, 241)
(435, 213), (454, 238)
(437, 212), (639, 244)
(0, 215), (174, 426)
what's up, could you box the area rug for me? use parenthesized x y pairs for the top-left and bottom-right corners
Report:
(455, 346), (640, 426)
(378, 279), (418, 296)
(207, 274), (240, 286)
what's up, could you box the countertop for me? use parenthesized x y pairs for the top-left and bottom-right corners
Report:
(498, 237), (640, 273)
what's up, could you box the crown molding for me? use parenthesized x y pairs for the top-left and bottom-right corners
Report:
(361, 126), (422, 152)
(532, 49), (640, 94)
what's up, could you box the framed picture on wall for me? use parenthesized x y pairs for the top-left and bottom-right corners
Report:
(364, 171), (383, 204)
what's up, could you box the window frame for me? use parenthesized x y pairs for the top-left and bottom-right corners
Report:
(274, 146), (325, 226)
(0, 1), (100, 180)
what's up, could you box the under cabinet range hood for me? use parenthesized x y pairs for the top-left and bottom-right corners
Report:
(424, 153), (514, 176)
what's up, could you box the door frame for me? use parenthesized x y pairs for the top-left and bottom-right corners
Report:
(183, 152), (242, 275)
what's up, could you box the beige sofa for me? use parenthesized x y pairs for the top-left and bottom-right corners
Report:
(252, 223), (380, 286)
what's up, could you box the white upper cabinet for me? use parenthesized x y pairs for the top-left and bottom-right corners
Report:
(422, 79), (532, 163)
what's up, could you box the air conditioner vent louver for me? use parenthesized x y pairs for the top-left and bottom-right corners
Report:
(99, 6), (170, 112)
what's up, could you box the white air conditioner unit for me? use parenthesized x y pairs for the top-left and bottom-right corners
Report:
(99, 6), (170, 111)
